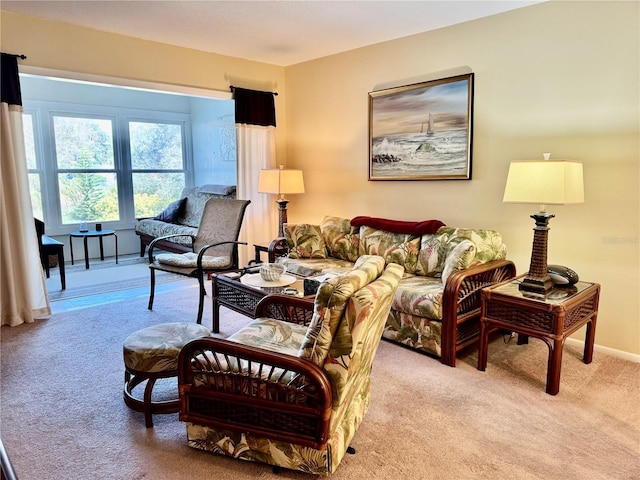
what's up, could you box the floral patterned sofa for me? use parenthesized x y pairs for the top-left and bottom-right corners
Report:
(270, 215), (517, 367)
(178, 256), (404, 474)
(134, 185), (236, 256)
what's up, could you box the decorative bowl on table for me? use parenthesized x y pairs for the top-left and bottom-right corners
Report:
(260, 263), (286, 282)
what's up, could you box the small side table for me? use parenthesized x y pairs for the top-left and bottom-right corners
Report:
(478, 275), (600, 395)
(69, 229), (118, 269)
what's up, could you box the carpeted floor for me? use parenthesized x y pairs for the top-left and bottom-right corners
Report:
(45, 254), (184, 302)
(1, 290), (639, 479)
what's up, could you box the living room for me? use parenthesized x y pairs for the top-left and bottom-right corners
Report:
(1, 1), (638, 478)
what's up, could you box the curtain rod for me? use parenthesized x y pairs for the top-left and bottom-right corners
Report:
(230, 85), (278, 96)
(2, 53), (27, 60)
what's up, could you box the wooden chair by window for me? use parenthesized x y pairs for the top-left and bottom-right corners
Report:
(147, 198), (250, 323)
(35, 218), (66, 290)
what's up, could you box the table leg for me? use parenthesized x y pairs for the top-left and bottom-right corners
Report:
(99, 236), (105, 261)
(70, 235), (75, 265)
(114, 234), (118, 264)
(477, 321), (489, 371)
(83, 236), (90, 269)
(58, 248), (66, 290)
(546, 338), (564, 395)
(583, 316), (597, 364)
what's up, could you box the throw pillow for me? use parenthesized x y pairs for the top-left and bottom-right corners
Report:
(441, 240), (477, 283)
(154, 197), (187, 224)
(284, 224), (327, 259)
(320, 215), (362, 262)
(360, 226), (420, 273)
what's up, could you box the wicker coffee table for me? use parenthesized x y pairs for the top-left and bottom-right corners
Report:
(211, 270), (309, 333)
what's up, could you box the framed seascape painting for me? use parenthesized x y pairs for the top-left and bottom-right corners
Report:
(369, 73), (474, 181)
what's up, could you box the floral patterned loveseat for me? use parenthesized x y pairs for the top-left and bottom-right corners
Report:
(270, 215), (517, 367)
(178, 256), (404, 474)
(134, 185), (236, 256)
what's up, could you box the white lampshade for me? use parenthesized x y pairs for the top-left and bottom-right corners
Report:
(503, 160), (584, 207)
(258, 167), (305, 198)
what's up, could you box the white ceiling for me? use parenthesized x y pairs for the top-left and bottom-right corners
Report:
(2, 1), (544, 66)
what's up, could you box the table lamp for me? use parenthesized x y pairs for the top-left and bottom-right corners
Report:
(258, 165), (305, 237)
(503, 153), (584, 295)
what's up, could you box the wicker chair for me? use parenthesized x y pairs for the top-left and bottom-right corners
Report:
(147, 198), (250, 323)
(177, 256), (404, 475)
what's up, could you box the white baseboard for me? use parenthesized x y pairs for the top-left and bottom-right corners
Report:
(565, 337), (640, 363)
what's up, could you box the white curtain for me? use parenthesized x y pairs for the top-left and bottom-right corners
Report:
(1, 53), (50, 326)
(236, 124), (277, 266)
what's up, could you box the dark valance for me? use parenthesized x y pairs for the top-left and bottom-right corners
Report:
(1, 53), (23, 106)
(232, 87), (276, 127)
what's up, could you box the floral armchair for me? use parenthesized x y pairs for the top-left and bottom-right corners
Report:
(177, 255), (404, 474)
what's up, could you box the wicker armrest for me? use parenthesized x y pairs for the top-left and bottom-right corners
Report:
(255, 294), (315, 326)
(267, 237), (289, 262)
(178, 337), (333, 449)
(440, 259), (517, 366)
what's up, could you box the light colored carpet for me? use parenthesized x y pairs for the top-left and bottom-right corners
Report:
(45, 255), (184, 301)
(1, 290), (638, 479)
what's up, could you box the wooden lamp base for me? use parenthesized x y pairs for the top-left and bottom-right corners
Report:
(520, 211), (555, 296)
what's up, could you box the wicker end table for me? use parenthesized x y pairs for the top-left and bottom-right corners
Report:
(211, 271), (308, 333)
(477, 275), (600, 395)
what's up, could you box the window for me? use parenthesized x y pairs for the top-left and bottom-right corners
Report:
(21, 73), (236, 235)
(24, 103), (191, 232)
(129, 121), (186, 218)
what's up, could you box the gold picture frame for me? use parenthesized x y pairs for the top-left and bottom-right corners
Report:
(369, 73), (474, 181)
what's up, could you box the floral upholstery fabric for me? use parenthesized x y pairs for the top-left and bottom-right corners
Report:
(297, 255), (386, 366)
(390, 274), (445, 320)
(441, 240), (476, 283)
(416, 227), (506, 277)
(134, 219), (196, 246)
(123, 322), (211, 373)
(383, 309), (443, 358)
(359, 226), (421, 274)
(276, 256), (354, 277)
(185, 260), (403, 475)
(155, 252), (231, 269)
(320, 215), (362, 262)
(134, 186), (236, 245)
(227, 318), (307, 356)
(284, 224), (327, 259)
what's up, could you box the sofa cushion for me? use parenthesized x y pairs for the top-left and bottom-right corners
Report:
(284, 224), (327, 259)
(276, 256), (354, 277)
(135, 219), (196, 246)
(297, 255), (385, 366)
(320, 215), (362, 262)
(228, 318), (307, 356)
(156, 252), (231, 269)
(360, 226), (421, 273)
(391, 274), (445, 320)
(154, 197), (187, 224)
(436, 227), (507, 263)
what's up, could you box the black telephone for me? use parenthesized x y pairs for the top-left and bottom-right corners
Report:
(547, 264), (579, 286)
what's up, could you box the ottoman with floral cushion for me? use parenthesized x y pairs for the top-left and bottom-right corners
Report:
(123, 322), (211, 427)
(270, 215), (517, 367)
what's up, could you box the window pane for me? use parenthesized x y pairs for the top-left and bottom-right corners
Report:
(23, 113), (37, 169)
(130, 122), (183, 169)
(29, 173), (43, 220)
(58, 172), (119, 224)
(53, 116), (114, 169)
(132, 173), (185, 218)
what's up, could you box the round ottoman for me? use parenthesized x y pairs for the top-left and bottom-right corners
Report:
(123, 322), (211, 428)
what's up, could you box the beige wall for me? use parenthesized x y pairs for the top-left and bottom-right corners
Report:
(2, 2), (638, 356)
(284, 1), (639, 356)
(0, 10), (289, 167)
